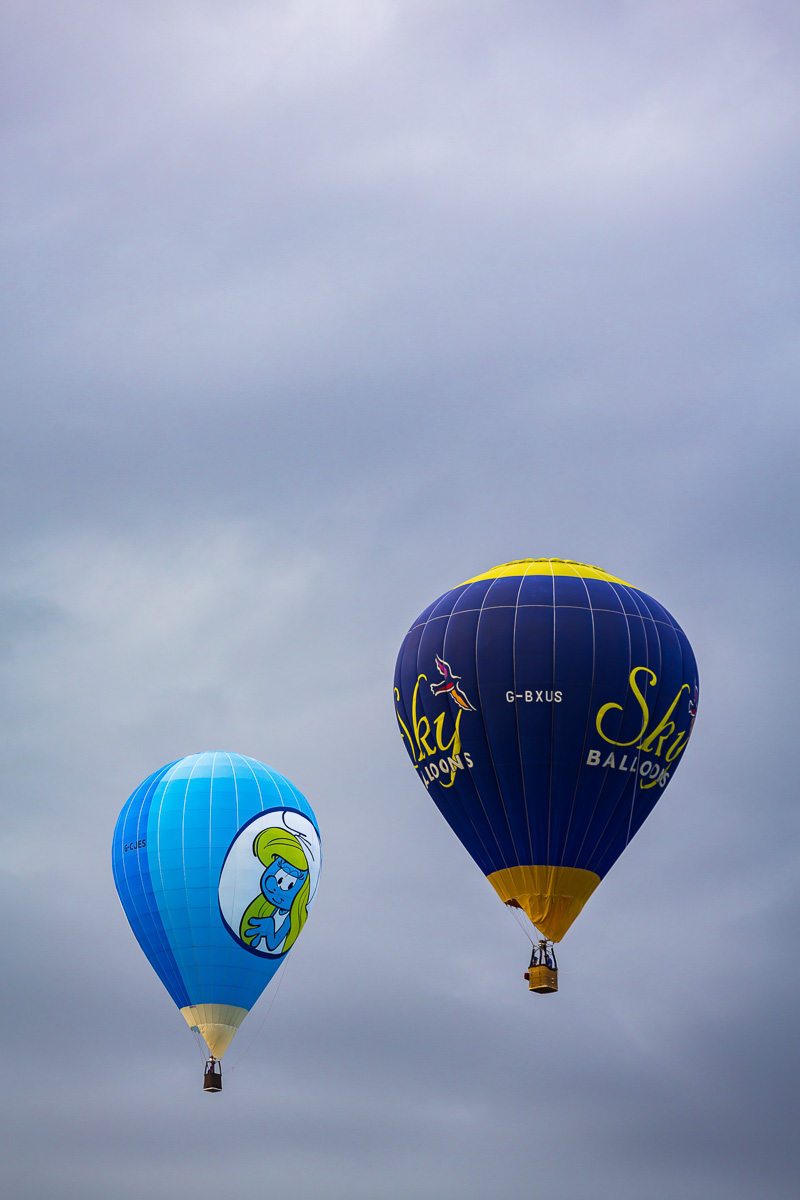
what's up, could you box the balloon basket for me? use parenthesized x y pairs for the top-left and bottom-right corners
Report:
(524, 940), (558, 993)
(525, 964), (558, 993)
(203, 1058), (222, 1092)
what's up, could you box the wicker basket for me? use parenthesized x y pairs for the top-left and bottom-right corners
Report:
(203, 1060), (223, 1092)
(527, 965), (558, 994)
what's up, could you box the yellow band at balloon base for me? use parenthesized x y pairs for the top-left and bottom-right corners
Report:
(487, 864), (601, 942)
(180, 1003), (249, 1057)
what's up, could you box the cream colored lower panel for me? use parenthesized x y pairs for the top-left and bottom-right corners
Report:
(180, 1003), (249, 1057)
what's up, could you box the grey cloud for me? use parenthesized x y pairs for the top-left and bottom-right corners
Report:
(1, 2), (799, 1197)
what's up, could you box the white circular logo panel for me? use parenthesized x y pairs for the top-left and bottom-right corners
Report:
(218, 808), (321, 958)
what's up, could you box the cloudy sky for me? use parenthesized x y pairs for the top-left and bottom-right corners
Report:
(2, 2), (799, 1197)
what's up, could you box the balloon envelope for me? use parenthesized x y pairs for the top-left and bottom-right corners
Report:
(112, 751), (321, 1056)
(394, 559), (698, 941)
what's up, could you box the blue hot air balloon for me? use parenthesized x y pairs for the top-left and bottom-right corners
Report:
(112, 752), (321, 1087)
(393, 559), (698, 992)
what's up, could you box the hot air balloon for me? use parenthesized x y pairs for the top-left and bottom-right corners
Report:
(393, 559), (698, 993)
(112, 752), (321, 1088)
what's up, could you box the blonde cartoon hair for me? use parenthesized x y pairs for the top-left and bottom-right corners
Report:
(239, 826), (311, 953)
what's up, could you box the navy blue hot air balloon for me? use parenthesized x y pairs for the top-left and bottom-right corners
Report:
(112, 752), (321, 1086)
(393, 559), (698, 979)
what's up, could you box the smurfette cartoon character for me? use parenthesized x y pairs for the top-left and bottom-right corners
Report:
(239, 825), (310, 955)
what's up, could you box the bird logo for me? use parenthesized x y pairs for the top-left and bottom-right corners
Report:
(431, 655), (476, 711)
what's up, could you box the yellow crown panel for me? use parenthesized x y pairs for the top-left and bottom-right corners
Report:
(460, 558), (631, 586)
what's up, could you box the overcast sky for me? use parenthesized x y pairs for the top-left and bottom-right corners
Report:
(2, 3), (799, 1198)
